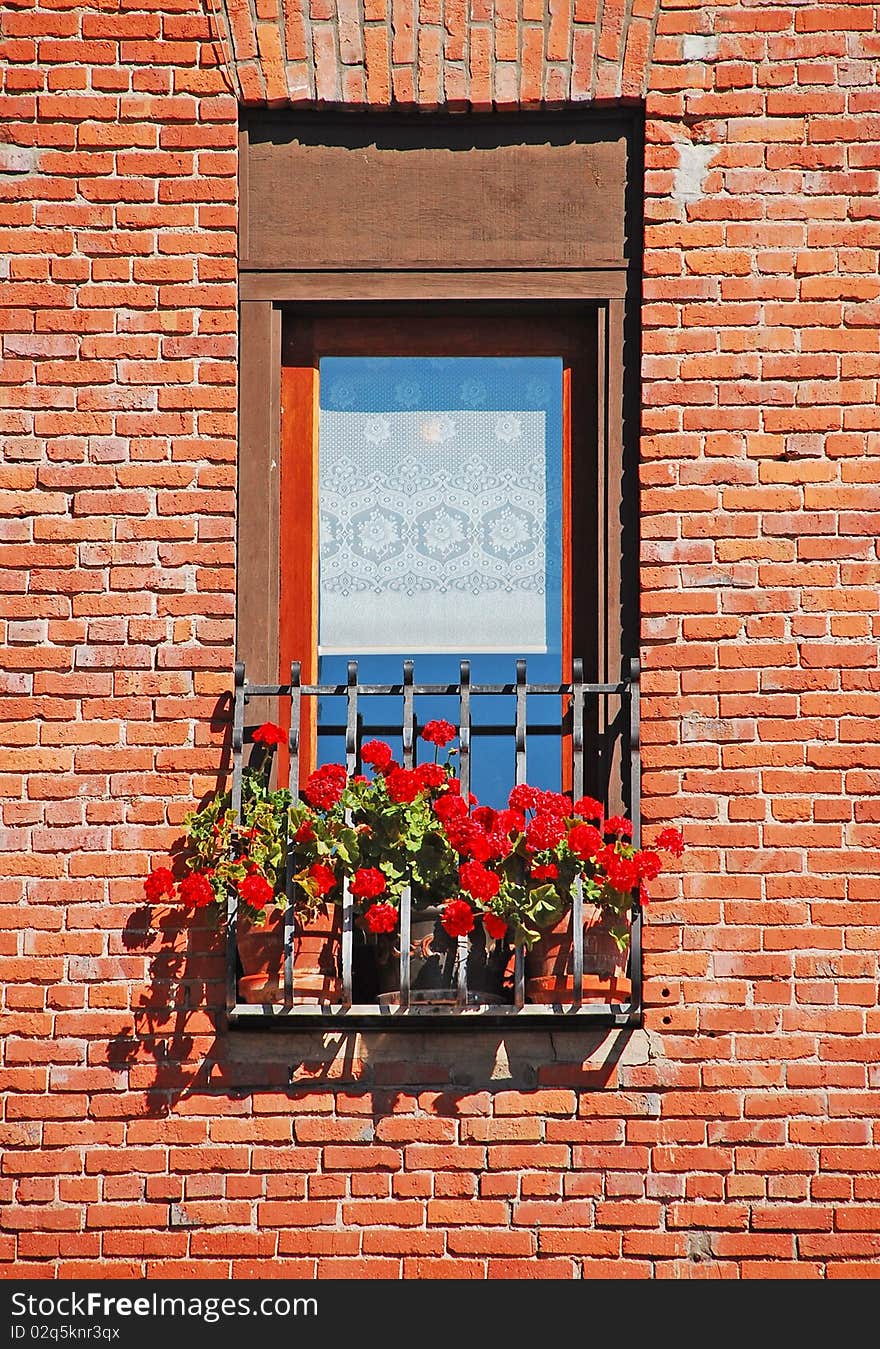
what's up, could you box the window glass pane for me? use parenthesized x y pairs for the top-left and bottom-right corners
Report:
(318, 356), (562, 656)
(316, 355), (565, 803)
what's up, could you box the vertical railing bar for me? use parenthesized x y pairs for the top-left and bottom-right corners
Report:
(572, 656), (584, 803)
(402, 659), (414, 770)
(399, 883), (411, 1011)
(399, 661), (414, 1010)
(231, 661), (245, 822)
(515, 658), (527, 786)
(514, 943), (525, 1010)
(572, 874), (584, 1007)
(628, 656), (642, 1021)
(571, 660), (585, 1008)
(340, 661), (358, 1006)
(457, 660), (471, 1010)
(227, 660), (246, 1014)
(284, 661), (301, 1006)
(345, 661), (358, 775)
(289, 661), (301, 796)
(513, 659), (528, 1015)
(456, 934), (468, 1008)
(459, 660), (471, 804)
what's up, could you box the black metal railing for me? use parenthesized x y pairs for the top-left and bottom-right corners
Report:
(227, 657), (642, 1027)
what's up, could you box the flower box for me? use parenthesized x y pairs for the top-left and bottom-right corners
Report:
(143, 714), (683, 1013)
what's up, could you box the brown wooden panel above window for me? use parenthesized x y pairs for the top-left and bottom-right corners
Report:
(239, 113), (634, 273)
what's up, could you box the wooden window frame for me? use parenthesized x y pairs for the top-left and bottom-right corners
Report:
(231, 113), (643, 1026)
(238, 287), (631, 720)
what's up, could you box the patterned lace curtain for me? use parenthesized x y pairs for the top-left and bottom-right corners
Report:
(317, 357), (562, 656)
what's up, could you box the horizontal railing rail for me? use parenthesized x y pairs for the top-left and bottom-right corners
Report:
(227, 657), (641, 1028)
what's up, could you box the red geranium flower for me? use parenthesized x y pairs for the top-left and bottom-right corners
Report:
(237, 872), (274, 910)
(434, 792), (468, 824)
(458, 859), (501, 902)
(364, 902), (398, 934)
(445, 818), (492, 862)
(361, 739), (393, 772)
(144, 867), (176, 903)
(302, 763), (347, 811)
(604, 814), (633, 839)
(508, 783), (539, 812)
(634, 849), (662, 882)
(415, 762), (446, 790)
(295, 819), (316, 844)
(656, 826), (685, 858)
(567, 822), (604, 861)
(497, 807), (525, 836)
(483, 912), (508, 941)
(252, 722), (286, 746)
(573, 796), (604, 822)
(524, 812), (566, 853)
(350, 867), (386, 899)
(604, 853), (639, 894)
(536, 790), (570, 817)
(384, 767), (422, 804)
(530, 862), (558, 881)
(441, 898), (475, 939)
(178, 871), (214, 908)
(307, 861), (337, 896)
(421, 719), (456, 748)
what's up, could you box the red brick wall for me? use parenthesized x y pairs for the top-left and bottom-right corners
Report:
(2, 0), (880, 1278)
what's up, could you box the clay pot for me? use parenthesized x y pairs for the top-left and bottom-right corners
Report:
(237, 904), (342, 1004)
(524, 903), (631, 1004)
(373, 905), (511, 1007)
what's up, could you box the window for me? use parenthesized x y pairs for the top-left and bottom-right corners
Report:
(232, 112), (642, 1024)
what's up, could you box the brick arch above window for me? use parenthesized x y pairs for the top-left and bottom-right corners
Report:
(211, 0), (663, 110)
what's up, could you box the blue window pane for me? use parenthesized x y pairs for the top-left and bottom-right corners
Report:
(316, 356), (564, 805)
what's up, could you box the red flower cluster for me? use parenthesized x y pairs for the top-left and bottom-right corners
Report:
(421, 719), (456, 748)
(252, 721), (286, 747)
(634, 849), (662, 882)
(530, 862), (558, 881)
(602, 850), (639, 894)
(524, 812), (566, 853)
(536, 790), (570, 817)
(415, 762), (446, 790)
(237, 873), (274, 910)
(656, 827), (684, 857)
(445, 817), (492, 861)
(302, 763), (347, 810)
(567, 822), (604, 861)
(573, 796), (604, 822)
(458, 859), (501, 902)
(144, 867), (176, 903)
(364, 902), (398, 934)
(361, 739), (394, 772)
(441, 898), (475, 938)
(482, 912), (508, 941)
(508, 783), (539, 811)
(605, 814), (633, 839)
(434, 792), (468, 824)
(350, 867), (386, 899)
(179, 871), (214, 908)
(384, 767), (422, 804)
(307, 861), (337, 896)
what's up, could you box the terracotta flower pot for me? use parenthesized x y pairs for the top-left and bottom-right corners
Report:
(372, 905), (511, 1007)
(237, 904), (342, 1005)
(524, 903), (632, 1004)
